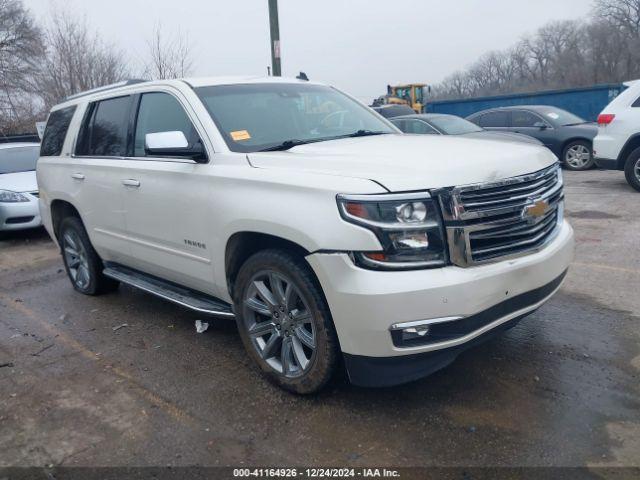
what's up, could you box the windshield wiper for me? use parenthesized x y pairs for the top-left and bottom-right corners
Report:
(258, 130), (390, 152)
(344, 129), (390, 138)
(259, 139), (316, 152)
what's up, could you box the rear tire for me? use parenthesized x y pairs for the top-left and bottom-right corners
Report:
(233, 249), (339, 394)
(624, 147), (640, 192)
(562, 140), (594, 171)
(59, 216), (119, 295)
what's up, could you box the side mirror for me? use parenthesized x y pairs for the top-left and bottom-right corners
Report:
(533, 122), (548, 130)
(145, 131), (207, 162)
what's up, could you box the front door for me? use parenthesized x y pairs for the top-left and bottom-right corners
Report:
(511, 110), (556, 148)
(118, 91), (217, 295)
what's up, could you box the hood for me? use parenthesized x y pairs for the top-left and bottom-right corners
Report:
(0, 170), (38, 193)
(248, 134), (557, 192)
(461, 130), (543, 145)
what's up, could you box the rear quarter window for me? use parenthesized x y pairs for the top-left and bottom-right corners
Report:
(40, 106), (77, 156)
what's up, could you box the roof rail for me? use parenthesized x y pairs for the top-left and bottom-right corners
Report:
(64, 79), (148, 102)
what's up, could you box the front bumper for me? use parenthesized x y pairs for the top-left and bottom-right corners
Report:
(0, 196), (42, 231)
(306, 220), (574, 385)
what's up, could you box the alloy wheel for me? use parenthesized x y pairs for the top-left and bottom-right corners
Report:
(62, 230), (91, 290)
(565, 144), (591, 169)
(242, 270), (316, 378)
(635, 158), (640, 182)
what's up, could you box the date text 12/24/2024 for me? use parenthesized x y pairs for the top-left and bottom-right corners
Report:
(233, 468), (400, 478)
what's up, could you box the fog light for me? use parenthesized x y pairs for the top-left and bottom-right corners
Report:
(401, 325), (430, 341)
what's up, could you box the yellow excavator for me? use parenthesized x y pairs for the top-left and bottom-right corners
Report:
(373, 84), (429, 113)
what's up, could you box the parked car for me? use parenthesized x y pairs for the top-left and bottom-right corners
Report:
(0, 142), (42, 231)
(391, 113), (543, 145)
(37, 77), (574, 394)
(467, 106), (598, 171)
(594, 80), (640, 192)
(371, 104), (415, 119)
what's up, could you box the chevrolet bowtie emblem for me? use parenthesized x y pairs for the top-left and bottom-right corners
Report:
(524, 199), (550, 219)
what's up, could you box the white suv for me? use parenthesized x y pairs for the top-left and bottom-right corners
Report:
(37, 77), (574, 393)
(594, 80), (640, 191)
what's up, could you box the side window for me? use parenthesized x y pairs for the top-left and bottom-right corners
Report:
(133, 92), (200, 157)
(632, 96), (640, 107)
(391, 119), (406, 131)
(77, 96), (131, 156)
(41, 106), (77, 156)
(512, 110), (542, 128)
(404, 119), (438, 134)
(478, 111), (509, 128)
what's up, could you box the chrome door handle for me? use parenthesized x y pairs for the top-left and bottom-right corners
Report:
(122, 179), (141, 187)
(71, 173), (85, 180)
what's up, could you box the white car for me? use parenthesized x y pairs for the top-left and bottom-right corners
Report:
(594, 80), (640, 191)
(37, 77), (574, 393)
(0, 142), (42, 231)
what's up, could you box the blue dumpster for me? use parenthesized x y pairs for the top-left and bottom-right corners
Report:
(425, 84), (627, 121)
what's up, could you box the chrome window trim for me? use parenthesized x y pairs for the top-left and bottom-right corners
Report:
(70, 154), (197, 164)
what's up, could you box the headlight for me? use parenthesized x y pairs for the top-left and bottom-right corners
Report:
(0, 190), (29, 203)
(337, 192), (447, 270)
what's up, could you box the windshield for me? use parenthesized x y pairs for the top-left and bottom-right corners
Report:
(428, 115), (483, 135)
(196, 83), (395, 153)
(537, 108), (586, 126)
(0, 145), (40, 174)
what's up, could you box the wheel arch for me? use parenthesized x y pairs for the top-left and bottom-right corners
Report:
(50, 199), (83, 243)
(225, 232), (312, 298)
(618, 134), (640, 169)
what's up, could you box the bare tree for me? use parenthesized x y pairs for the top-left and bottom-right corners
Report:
(432, 3), (640, 101)
(595, 0), (640, 36)
(0, 0), (45, 135)
(144, 23), (193, 80)
(35, 9), (130, 109)
(594, 0), (640, 78)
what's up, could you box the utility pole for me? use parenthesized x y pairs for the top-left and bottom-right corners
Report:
(268, 0), (281, 76)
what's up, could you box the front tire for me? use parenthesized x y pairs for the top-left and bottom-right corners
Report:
(233, 249), (339, 394)
(562, 140), (594, 171)
(59, 216), (119, 295)
(624, 147), (640, 192)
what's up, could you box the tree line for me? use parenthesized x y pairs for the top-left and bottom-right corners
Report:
(0, 0), (193, 136)
(432, 0), (640, 100)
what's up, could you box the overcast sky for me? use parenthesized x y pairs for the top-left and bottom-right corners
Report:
(24, 0), (593, 102)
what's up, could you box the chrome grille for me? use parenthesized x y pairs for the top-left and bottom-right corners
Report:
(438, 164), (564, 267)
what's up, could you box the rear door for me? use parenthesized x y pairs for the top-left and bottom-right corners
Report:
(117, 90), (217, 295)
(66, 96), (134, 264)
(475, 110), (511, 132)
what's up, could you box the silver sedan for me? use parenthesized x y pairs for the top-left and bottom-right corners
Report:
(0, 143), (42, 231)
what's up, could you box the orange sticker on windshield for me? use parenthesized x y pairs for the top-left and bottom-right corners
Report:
(230, 130), (251, 141)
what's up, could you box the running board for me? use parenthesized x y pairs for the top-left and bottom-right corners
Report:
(103, 264), (235, 318)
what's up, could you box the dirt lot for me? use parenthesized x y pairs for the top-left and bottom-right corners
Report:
(0, 170), (638, 472)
